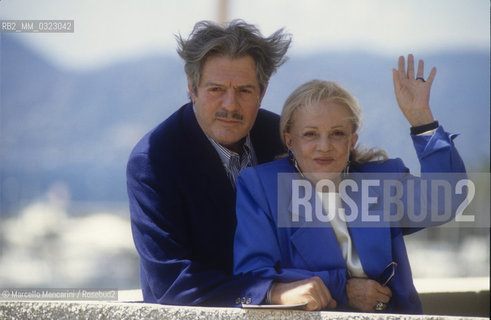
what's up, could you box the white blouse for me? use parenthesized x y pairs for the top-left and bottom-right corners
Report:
(317, 192), (368, 278)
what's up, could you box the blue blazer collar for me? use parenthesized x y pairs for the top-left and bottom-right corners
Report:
(181, 103), (236, 210)
(341, 180), (393, 279)
(285, 170), (393, 279)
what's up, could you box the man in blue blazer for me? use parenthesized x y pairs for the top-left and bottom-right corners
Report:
(126, 20), (291, 306)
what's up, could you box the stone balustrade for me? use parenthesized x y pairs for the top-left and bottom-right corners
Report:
(1, 277), (488, 319)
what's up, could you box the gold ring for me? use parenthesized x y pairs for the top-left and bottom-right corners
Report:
(375, 301), (386, 311)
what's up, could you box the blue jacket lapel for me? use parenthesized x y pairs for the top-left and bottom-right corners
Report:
(286, 179), (346, 270)
(285, 172), (393, 279)
(182, 104), (236, 213)
(343, 184), (393, 279)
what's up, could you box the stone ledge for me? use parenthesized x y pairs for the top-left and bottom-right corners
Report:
(414, 277), (489, 317)
(115, 277), (490, 302)
(414, 278), (489, 293)
(418, 291), (489, 318)
(0, 301), (488, 320)
(1, 278), (488, 319)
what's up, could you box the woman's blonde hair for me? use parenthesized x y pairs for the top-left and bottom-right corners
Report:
(280, 80), (387, 164)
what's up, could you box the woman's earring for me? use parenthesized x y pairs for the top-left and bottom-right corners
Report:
(288, 149), (295, 162)
(288, 149), (299, 168)
(343, 160), (351, 177)
(288, 149), (304, 177)
(343, 151), (352, 177)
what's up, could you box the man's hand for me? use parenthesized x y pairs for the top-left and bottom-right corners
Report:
(346, 278), (392, 312)
(270, 276), (337, 311)
(392, 54), (437, 127)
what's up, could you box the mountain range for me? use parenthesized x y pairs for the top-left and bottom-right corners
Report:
(1, 35), (489, 215)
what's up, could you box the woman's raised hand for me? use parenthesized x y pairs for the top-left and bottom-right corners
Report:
(392, 54), (436, 127)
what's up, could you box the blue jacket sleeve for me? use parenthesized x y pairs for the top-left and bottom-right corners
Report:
(127, 152), (270, 306)
(411, 126), (465, 173)
(233, 169), (348, 307)
(397, 126), (467, 234)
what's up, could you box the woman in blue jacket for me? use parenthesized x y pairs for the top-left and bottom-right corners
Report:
(233, 55), (466, 313)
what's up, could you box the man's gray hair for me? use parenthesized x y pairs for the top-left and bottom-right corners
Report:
(176, 20), (292, 95)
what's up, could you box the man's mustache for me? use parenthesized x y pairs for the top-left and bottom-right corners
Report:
(215, 110), (244, 121)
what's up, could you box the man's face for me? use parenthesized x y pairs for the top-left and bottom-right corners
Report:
(190, 55), (265, 152)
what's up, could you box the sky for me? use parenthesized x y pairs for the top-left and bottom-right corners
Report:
(0, 0), (489, 70)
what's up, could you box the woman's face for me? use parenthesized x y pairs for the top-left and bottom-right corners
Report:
(284, 101), (358, 184)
